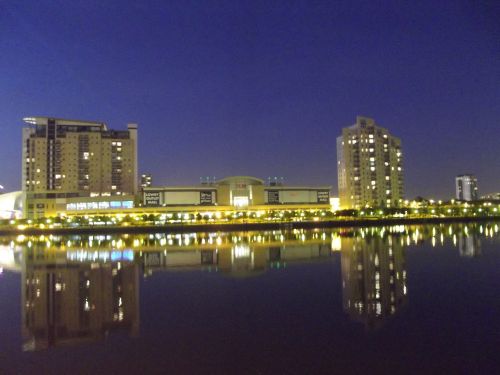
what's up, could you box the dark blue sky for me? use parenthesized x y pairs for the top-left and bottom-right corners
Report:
(1, 0), (499, 198)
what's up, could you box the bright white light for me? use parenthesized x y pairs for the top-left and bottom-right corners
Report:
(331, 234), (341, 251)
(233, 196), (249, 207)
(233, 245), (250, 258)
(330, 197), (340, 211)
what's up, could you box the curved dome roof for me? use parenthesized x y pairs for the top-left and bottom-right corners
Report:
(216, 176), (265, 186)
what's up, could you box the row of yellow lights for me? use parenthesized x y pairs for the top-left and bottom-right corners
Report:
(6, 223), (498, 251)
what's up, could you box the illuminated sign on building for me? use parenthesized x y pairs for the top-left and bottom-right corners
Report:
(267, 190), (280, 204)
(317, 191), (330, 203)
(200, 191), (214, 205)
(144, 191), (161, 206)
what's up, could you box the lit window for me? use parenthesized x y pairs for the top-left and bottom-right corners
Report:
(98, 202), (110, 209)
(110, 201), (121, 208)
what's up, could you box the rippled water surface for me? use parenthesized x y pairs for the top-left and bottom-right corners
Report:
(0, 222), (499, 374)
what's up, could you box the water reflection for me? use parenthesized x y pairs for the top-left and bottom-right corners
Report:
(140, 242), (332, 278)
(22, 251), (139, 351)
(0, 222), (498, 351)
(341, 234), (407, 330)
(458, 232), (481, 257)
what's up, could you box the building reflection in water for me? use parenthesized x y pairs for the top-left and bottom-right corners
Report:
(141, 242), (332, 277)
(18, 231), (333, 351)
(2, 223), (496, 350)
(22, 247), (140, 351)
(458, 233), (481, 257)
(341, 232), (407, 331)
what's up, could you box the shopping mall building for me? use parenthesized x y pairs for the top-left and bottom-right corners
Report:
(142, 176), (331, 208)
(60, 176), (332, 217)
(5, 176), (331, 219)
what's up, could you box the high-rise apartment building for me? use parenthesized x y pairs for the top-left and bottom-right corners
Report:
(337, 116), (403, 208)
(22, 117), (138, 196)
(455, 174), (478, 201)
(22, 117), (137, 217)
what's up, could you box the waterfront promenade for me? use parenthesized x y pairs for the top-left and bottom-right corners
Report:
(1, 214), (499, 236)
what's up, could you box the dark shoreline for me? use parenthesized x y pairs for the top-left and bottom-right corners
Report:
(1, 215), (499, 236)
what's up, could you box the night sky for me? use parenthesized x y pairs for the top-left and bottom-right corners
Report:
(1, 1), (499, 199)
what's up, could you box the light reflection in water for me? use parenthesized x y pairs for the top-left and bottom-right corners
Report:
(0, 222), (498, 350)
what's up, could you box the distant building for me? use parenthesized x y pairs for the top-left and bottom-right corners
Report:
(21, 117), (138, 218)
(455, 174), (478, 201)
(481, 192), (500, 200)
(337, 116), (404, 209)
(140, 173), (152, 189)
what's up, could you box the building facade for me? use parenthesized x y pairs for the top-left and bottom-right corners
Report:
(21, 117), (138, 218)
(337, 116), (403, 209)
(142, 176), (331, 208)
(455, 174), (478, 201)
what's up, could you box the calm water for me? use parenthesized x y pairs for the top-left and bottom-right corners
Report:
(0, 223), (499, 374)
